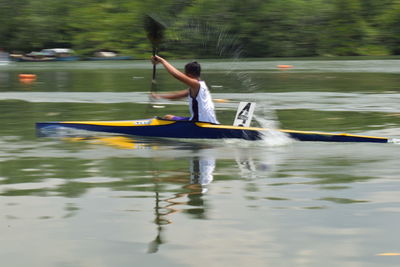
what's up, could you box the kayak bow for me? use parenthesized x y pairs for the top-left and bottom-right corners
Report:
(36, 117), (389, 143)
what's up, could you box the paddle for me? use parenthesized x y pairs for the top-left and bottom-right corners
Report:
(144, 15), (168, 254)
(144, 14), (166, 89)
(144, 15), (228, 109)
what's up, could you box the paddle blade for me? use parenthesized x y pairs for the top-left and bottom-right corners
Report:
(144, 14), (166, 46)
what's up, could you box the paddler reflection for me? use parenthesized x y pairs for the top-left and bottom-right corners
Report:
(61, 135), (264, 253)
(148, 154), (215, 253)
(148, 153), (264, 253)
(63, 135), (215, 252)
(189, 156), (215, 191)
(162, 155), (215, 219)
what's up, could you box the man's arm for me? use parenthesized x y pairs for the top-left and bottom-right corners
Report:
(152, 55), (200, 91)
(151, 89), (189, 100)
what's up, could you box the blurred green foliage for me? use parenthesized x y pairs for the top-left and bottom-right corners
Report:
(0, 0), (399, 57)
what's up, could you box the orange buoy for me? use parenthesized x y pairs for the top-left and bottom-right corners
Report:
(277, 65), (293, 69)
(19, 74), (37, 79)
(19, 74), (37, 84)
(214, 98), (229, 103)
(19, 78), (35, 84)
(377, 253), (400, 256)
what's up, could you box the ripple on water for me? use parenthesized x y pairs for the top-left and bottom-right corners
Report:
(73, 177), (122, 183)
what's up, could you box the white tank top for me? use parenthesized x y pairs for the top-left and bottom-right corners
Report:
(188, 81), (219, 124)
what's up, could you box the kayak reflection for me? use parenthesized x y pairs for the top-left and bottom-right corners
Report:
(63, 136), (159, 150)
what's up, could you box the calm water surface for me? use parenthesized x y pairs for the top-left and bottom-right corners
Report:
(1, 59), (400, 266)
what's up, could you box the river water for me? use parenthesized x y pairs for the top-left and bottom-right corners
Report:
(1, 59), (400, 266)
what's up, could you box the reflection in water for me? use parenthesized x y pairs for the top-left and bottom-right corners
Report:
(236, 157), (258, 179)
(190, 157), (215, 188)
(65, 136), (157, 150)
(62, 135), (218, 253)
(148, 155), (215, 253)
(7, 128), (397, 264)
(60, 135), (265, 253)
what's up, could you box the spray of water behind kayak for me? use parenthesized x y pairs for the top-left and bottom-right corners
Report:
(390, 138), (400, 144)
(198, 24), (290, 146)
(167, 19), (259, 92)
(168, 19), (289, 146)
(253, 104), (292, 146)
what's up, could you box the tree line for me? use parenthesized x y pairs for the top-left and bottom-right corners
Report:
(1, 0), (399, 58)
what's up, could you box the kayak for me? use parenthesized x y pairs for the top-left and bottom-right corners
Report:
(36, 117), (389, 143)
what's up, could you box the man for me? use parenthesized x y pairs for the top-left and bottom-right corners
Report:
(150, 55), (219, 124)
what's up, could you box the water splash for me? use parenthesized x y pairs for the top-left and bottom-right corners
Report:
(37, 125), (114, 138)
(169, 19), (260, 91)
(170, 19), (290, 147)
(389, 138), (400, 144)
(255, 117), (292, 147)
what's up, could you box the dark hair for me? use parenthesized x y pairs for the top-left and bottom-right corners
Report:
(185, 61), (201, 77)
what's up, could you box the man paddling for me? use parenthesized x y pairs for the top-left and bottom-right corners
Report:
(150, 55), (219, 124)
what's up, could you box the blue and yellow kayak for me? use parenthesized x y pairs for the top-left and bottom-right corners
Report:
(36, 117), (389, 143)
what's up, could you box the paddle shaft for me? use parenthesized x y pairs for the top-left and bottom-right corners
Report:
(152, 47), (157, 82)
(144, 14), (165, 87)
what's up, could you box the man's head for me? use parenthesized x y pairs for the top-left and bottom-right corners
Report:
(185, 61), (201, 78)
